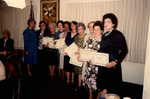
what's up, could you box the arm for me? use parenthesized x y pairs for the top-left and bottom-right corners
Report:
(23, 30), (30, 54)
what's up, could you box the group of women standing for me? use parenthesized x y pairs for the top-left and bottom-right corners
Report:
(23, 13), (128, 99)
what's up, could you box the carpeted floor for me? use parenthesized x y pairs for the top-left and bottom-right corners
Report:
(0, 67), (143, 99)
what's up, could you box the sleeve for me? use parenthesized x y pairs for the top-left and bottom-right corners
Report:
(9, 39), (14, 52)
(23, 30), (29, 52)
(115, 33), (128, 63)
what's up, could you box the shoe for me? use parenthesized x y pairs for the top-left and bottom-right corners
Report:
(75, 86), (81, 91)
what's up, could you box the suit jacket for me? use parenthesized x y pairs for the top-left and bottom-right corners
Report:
(0, 38), (14, 53)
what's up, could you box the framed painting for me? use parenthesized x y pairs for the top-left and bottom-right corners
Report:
(41, 0), (59, 24)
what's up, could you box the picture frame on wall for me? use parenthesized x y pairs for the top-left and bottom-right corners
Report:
(41, 0), (59, 24)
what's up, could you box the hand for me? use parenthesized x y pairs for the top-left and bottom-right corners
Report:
(54, 41), (57, 45)
(77, 54), (83, 62)
(58, 52), (60, 54)
(3, 51), (6, 56)
(89, 60), (94, 66)
(90, 50), (97, 53)
(63, 43), (66, 46)
(25, 51), (29, 56)
(105, 61), (117, 68)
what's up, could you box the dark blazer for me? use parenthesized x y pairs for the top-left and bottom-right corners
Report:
(36, 29), (50, 41)
(97, 29), (128, 93)
(0, 38), (14, 53)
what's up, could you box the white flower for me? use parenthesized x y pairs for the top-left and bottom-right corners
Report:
(97, 45), (100, 49)
(95, 67), (98, 71)
(89, 44), (93, 48)
(88, 67), (91, 71)
(44, 12), (48, 16)
(48, 7), (51, 11)
(49, 13), (51, 16)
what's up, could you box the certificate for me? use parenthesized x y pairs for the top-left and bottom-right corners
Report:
(42, 37), (53, 45)
(64, 43), (78, 58)
(80, 49), (92, 61)
(55, 38), (65, 49)
(92, 52), (109, 67)
(69, 54), (83, 67)
(48, 41), (55, 48)
(59, 46), (67, 55)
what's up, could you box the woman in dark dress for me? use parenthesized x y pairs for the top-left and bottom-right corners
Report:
(0, 29), (14, 57)
(64, 21), (78, 85)
(44, 23), (57, 78)
(97, 13), (128, 98)
(23, 19), (37, 76)
(36, 21), (49, 74)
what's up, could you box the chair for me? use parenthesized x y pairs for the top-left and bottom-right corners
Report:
(7, 49), (24, 99)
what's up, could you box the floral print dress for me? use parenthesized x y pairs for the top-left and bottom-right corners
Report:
(82, 36), (101, 91)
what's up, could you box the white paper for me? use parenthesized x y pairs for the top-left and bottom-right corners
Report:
(69, 54), (83, 67)
(55, 39), (65, 49)
(59, 46), (67, 55)
(42, 37), (53, 45)
(92, 52), (109, 67)
(64, 43), (78, 58)
(80, 49), (92, 61)
(48, 41), (56, 48)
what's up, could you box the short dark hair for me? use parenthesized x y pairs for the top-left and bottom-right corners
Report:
(102, 13), (118, 28)
(64, 21), (71, 30)
(27, 18), (36, 26)
(57, 20), (64, 27)
(39, 21), (47, 28)
(93, 21), (104, 32)
(71, 21), (77, 25)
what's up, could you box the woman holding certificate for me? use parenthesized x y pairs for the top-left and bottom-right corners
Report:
(81, 21), (104, 99)
(44, 23), (57, 78)
(64, 21), (78, 85)
(73, 22), (87, 91)
(97, 13), (128, 98)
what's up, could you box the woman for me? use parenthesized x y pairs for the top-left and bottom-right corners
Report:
(0, 29), (14, 57)
(23, 19), (37, 76)
(64, 21), (78, 85)
(58, 21), (71, 81)
(55, 20), (64, 79)
(73, 22), (86, 91)
(81, 21), (104, 99)
(83, 21), (95, 45)
(36, 21), (49, 74)
(55, 20), (64, 40)
(44, 23), (57, 78)
(97, 13), (128, 98)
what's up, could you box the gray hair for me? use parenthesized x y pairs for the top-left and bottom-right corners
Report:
(76, 22), (86, 31)
(48, 23), (56, 29)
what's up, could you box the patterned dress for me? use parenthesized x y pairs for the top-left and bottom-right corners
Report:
(82, 36), (101, 91)
(73, 34), (86, 75)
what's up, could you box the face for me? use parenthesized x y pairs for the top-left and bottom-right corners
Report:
(71, 23), (76, 30)
(29, 21), (35, 28)
(3, 32), (9, 38)
(58, 23), (63, 30)
(50, 25), (55, 33)
(93, 26), (102, 37)
(88, 23), (94, 33)
(104, 18), (115, 31)
(77, 26), (85, 35)
(40, 23), (46, 30)
(64, 24), (69, 31)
